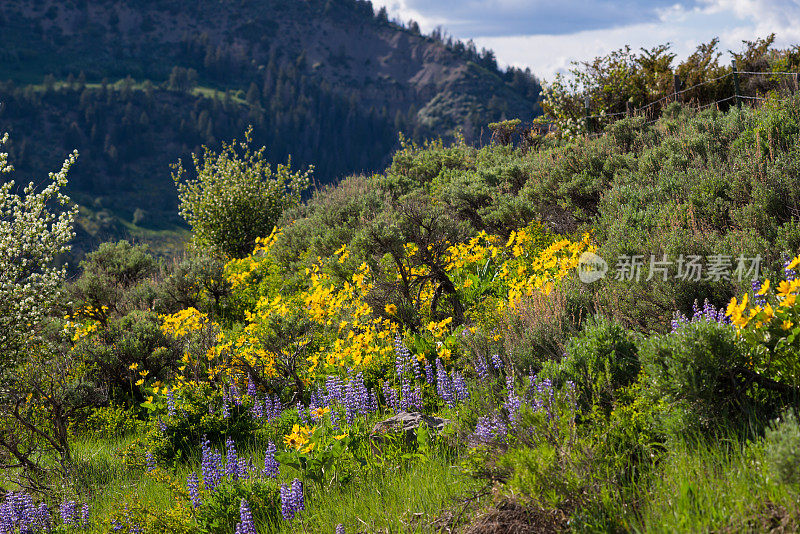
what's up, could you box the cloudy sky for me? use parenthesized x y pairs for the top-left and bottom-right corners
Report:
(369, 0), (800, 82)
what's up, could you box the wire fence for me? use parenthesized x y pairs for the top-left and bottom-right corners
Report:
(577, 68), (800, 139)
(487, 67), (799, 146)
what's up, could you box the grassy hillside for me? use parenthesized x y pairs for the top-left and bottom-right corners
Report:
(2, 90), (800, 531)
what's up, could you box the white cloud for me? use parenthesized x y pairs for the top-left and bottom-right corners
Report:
(471, 0), (800, 80)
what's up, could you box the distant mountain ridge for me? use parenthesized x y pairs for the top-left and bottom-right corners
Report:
(0, 0), (542, 259)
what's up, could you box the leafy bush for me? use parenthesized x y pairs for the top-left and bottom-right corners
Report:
(81, 403), (144, 438)
(763, 408), (800, 487)
(195, 480), (280, 534)
(638, 320), (754, 435)
(555, 315), (639, 414)
(145, 385), (261, 465)
(70, 240), (159, 318)
(173, 128), (311, 259)
(73, 310), (180, 402)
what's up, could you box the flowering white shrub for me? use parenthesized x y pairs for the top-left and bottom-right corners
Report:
(0, 132), (77, 370)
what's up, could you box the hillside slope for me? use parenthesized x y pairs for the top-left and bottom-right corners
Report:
(0, 0), (541, 259)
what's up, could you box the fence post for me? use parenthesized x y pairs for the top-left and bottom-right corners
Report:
(732, 59), (741, 109)
(584, 95), (591, 135)
(673, 73), (681, 102)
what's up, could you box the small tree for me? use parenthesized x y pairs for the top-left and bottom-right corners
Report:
(0, 132), (77, 371)
(173, 128), (312, 259)
(0, 132), (83, 489)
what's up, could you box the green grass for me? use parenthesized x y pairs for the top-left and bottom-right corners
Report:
(634, 437), (799, 533)
(295, 455), (482, 533)
(62, 431), (482, 534)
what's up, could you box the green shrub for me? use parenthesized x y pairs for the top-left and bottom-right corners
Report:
(638, 320), (755, 435)
(763, 408), (800, 487)
(146, 386), (261, 465)
(555, 315), (639, 414)
(74, 310), (180, 402)
(156, 252), (231, 319)
(70, 240), (158, 318)
(195, 480), (281, 534)
(83, 403), (144, 438)
(173, 128), (311, 259)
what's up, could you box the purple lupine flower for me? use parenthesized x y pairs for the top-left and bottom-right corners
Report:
(424, 360), (435, 385)
(382, 381), (399, 413)
(201, 436), (222, 492)
(310, 390), (323, 412)
(251, 397), (264, 419)
(264, 396), (275, 422)
(238, 458), (253, 480)
(225, 437), (239, 480)
(474, 354), (490, 382)
(528, 375), (555, 420)
(157, 416), (167, 432)
(165, 387), (176, 416)
(222, 398), (230, 419)
(474, 413), (507, 443)
(36, 502), (50, 531)
(0, 500), (13, 533)
(236, 499), (256, 534)
(394, 334), (409, 378)
(786, 257), (797, 281)
(61, 500), (77, 525)
(491, 354), (504, 372)
(263, 442), (279, 478)
(187, 472), (201, 508)
(145, 452), (156, 472)
(81, 503), (89, 527)
(297, 401), (310, 425)
(400, 378), (412, 411)
(279, 478), (304, 521)
(344, 373), (370, 423)
(671, 299), (729, 332)
(291, 478), (304, 512)
(436, 359), (455, 407)
(367, 390), (378, 413)
(752, 280), (767, 306)
(504, 376), (521, 430)
(412, 384), (423, 410)
(279, 484), (294, 521)
(411, 354), (423, 381)
(247, 376), (257, 397)
(230, 383), (242, 406)
(336, 524), (345, 534)
(270, 395), (283, 421)
(355, 373), (370, 415)
(452, 370), (469, 402)
(325, 375), (345, 406)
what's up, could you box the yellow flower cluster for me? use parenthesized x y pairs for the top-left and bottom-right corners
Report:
(161, 225), (594, 388)
(64, 304), (108, 341)
(225, 227), (283, 289)
(727, 258), (800, 330)
(284, 423), (315, 452)
(160, 307), (208, 338)
(499, 232), (594, 309)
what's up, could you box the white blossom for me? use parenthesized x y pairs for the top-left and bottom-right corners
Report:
(0, 132), (78, 368)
